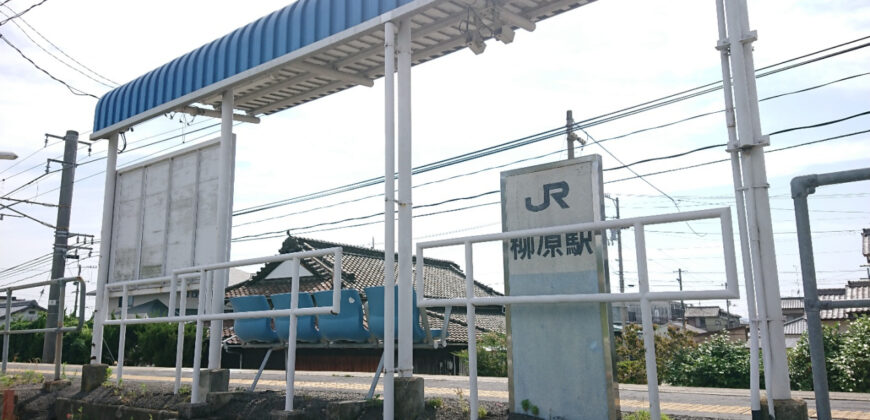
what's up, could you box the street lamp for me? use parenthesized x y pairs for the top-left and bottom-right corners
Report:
(0, 152), (18, 160)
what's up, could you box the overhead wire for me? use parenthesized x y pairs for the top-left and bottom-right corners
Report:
(0, 33), (98, 98)
(1, 4), (118, 86)
(0, 0), (47, 26)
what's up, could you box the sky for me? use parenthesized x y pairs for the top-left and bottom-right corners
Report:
(0, 0), (868, 321)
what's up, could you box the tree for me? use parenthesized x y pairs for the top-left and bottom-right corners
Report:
(453, 332), (507, 377)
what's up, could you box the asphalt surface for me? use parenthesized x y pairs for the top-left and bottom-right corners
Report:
(8, 363), (870, 419)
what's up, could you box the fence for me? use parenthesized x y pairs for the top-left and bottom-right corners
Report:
(1, 276), (87, 380)
(100, 247), (343, 409)
(415, 208), (739, 420)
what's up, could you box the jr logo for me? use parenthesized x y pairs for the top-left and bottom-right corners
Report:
(524, 181), (570, 212)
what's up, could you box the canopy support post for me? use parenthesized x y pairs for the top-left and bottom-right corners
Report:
(209, 89), (236, 370)
(90, 133), (119, 365)
(383, 20), (398, 420)
(396, 17), (414, 379)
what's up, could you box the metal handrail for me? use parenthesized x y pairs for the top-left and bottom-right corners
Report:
(415, 208), (739, 420)
(1, 276), (87, 380)
(103, 247), (344, 410)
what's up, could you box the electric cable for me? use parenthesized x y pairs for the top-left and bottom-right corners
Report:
(0, 33), (98, 98)
(0, 0), (47, 26)
(1, 4), (118, 86)
(0, 8), (115, 88)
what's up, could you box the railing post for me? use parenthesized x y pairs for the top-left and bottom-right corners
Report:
(117, 284), (128, 382)
(464, 242), (478, 420)
(383, 20), (397, 420)
(54, 279), (66, 381)
(634, 224), (661, 420)
(2, 290), (11, 374)
(285, 258), (300, 411)
(191, 269), (208, 403)
(91, 133), (119, 365)
(174, 273), (187, 394)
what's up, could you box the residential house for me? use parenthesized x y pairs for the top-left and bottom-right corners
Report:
(684, 305), (741, 332)
(222, 236), (506, 375)
(780, 280), (870, 348)
(0, 297), (46, 323)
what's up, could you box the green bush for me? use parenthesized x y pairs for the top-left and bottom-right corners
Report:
(453, 332), (507, 377)
(664, 333), (750, 388)
(615, 324), (696, 385)
(789, 316), (870, 392)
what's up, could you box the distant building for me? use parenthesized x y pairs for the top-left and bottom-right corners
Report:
(779, 280), (870, 348)
(694, 325), (749, 345)
(612, 301), (683, 326)
(0, 297), (46, 323)
(684, 306), (741, 332)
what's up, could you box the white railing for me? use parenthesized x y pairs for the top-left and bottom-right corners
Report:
(102, 247), (343, 409)
(415, 208), (739, 420)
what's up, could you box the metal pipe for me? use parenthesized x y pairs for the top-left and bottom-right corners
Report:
(714, 0), (761, 411)
(103, 305), (334, 326)
(91, 133), (119, 364)
(117, 285), (128, 382)
(174, 274), (187, 394)
(2, 290), (11, 374)
(383, 19), (397, 420)
(421, 208), (727, 249)
(396, 17), (414, 378)
(725, 0), (791, 403)
(791, 168), (870, 420)
(285, 258), (300, 411)
(465, 242), (479, 420)
(172, 248), (341, 275)
(191, 269), (207, 403)
(251, 348), (273, 392)
(635, 225), (661, 420)
(210, 89), (235, 370)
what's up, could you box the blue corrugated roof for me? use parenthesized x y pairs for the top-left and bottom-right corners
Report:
(93, 0), (414, 134)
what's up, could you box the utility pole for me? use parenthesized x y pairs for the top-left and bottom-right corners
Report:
(565, 110), (583, 160)
(676, 268), (685, 329)
(42, 130), (78, 362)
(604, 195), (627, 325)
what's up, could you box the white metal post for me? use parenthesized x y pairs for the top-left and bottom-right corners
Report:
(117, 284), (128, 382)
(191, 269), (208, 403)
(383, 19), (397, 420)
(174, 274), (188, 394)
(396, 18), (414, 377)
(91, 133), (119, 364)
(725, 0), (791, 400)
(465, 242), (479, 420)
(635, 224), (661, 420)
(209, 89), (235, 369)
(285, 258), (300, 411)
(714, 0), (762, 415)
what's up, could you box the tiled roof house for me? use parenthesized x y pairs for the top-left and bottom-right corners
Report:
(221, 235), (505, 375)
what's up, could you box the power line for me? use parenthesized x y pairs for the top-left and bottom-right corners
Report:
(232, 124), (868, 242)
(0, 33), (98, 98)
(1, 4), (118, 85)
(0, 8), (115, 88)
(233, 38), (870, 217)
(0, 0), (48, 26)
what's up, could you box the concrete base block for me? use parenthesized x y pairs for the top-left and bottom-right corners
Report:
(326, 400), (367, 420)
(760, 397), (809, 420)
(177, 402), (210, 419)
(81, 364), (109, 392)
(42, 379), (71, 393)
(205, 391), (246, 410)
(197, 368), (229, 400)
(270, 409), (313, 420)
(395, 376), (424, 419)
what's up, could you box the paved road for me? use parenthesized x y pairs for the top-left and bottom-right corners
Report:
(8, 363), (870, 419)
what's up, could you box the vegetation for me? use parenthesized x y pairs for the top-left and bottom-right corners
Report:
(453, 332), (508, 377)
(6, 313), (206, 367)
(789, 315), (870, 392)
(615, 323), (698, 385)
(623, 410), (672, 420)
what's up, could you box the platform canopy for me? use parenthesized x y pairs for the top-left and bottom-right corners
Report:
(90, 0), (592, 140)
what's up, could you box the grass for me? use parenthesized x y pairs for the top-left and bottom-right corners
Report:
(426, 397), (444, 409)
(623, 410), (672, 420)
(0, 369), (45, 388)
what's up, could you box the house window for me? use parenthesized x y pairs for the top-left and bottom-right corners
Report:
(27, 310), (35, 315)
(187, 291), (199, 298)
(698, 318), (706, 329)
